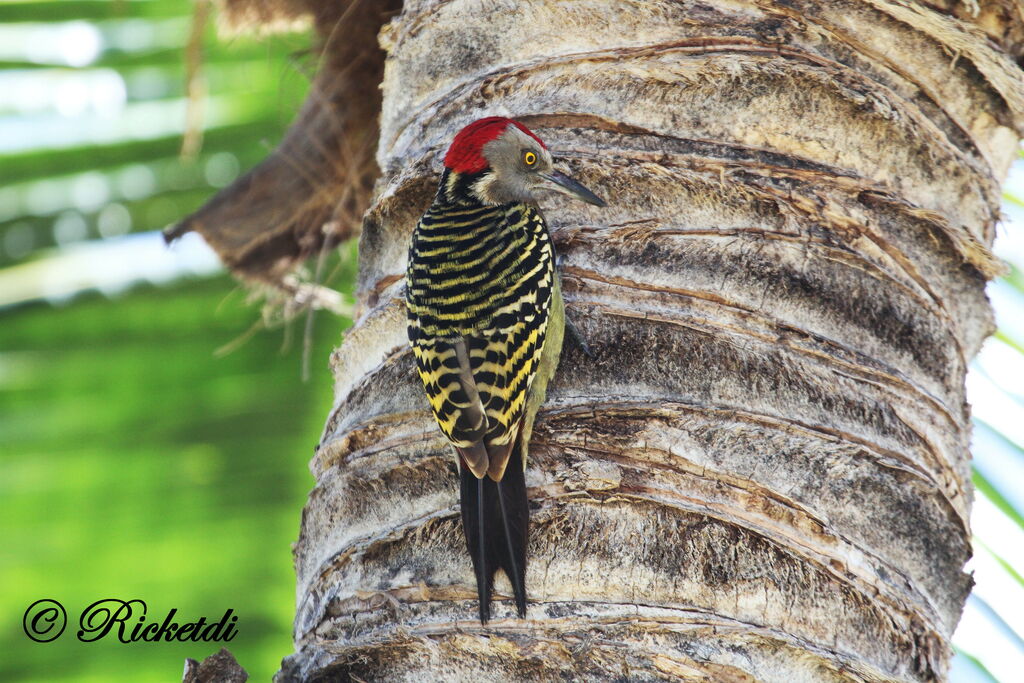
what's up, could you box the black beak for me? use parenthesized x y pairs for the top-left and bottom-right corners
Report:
(539, 170), (606, 207)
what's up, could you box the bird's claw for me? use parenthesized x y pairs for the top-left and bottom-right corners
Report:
(565, 314), (594, 359)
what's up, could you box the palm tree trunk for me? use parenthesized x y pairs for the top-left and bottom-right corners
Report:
(261, 1), (1023, 680)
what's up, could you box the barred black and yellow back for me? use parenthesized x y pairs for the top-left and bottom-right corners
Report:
(406, 167), (561, 622)
(407, 169), (555, 477)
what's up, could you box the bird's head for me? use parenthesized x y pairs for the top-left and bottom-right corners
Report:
(442, 117), (605, 207)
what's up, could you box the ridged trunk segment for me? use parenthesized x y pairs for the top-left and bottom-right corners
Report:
(279, 0), (1023, 680)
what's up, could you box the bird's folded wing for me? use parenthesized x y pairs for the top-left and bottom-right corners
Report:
(411, 336), (489, 477)
(412, 318), (549, 482)
(469, 318), (548, 480)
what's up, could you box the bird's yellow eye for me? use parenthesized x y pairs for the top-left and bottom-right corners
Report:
(523, 151), (537, 166)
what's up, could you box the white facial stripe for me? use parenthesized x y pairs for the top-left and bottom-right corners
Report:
(471, 173), (498, 204)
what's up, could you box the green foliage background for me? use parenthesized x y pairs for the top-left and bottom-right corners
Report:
(1, 276), (350, 681)
(0, 1), (349, 680)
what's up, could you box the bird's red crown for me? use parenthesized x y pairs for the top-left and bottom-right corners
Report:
(444, 117), (546, 174)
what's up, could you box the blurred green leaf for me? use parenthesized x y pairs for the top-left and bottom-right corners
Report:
(0, 119), (282, 186)
(975, 539), (1024, 591)
(955, 649), (1002, 683)
(973, 458), (1024, 533)
(0, 1), (186, 23)
(994, 330), (1024, 356)
(0, 273), (353, 682)
(1003, 264), (1024, 298)
(0, 6), (327, 679)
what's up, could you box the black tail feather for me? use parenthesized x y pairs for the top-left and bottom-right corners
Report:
(459, 447), (529, 623)
(496, 477), (528, 617)
(475, 476), (491, 623)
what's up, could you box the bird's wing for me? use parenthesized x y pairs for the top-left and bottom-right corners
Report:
(409, 322), (540, 480)
(517, 272), (565, 465)
(470, 307), (551, 481)
(410, 304), (552, 482)
(410, 334), (490, 477)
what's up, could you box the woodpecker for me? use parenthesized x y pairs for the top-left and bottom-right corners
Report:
(406, 117), (605, 622)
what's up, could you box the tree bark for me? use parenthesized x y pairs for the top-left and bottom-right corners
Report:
(255, 1), (1024, 680)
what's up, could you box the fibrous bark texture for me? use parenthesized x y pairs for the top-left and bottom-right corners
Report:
(271, 1), (1023, 681)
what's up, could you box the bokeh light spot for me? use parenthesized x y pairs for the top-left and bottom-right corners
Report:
(58, 22), (103, 67)
(0, 187), (20, 221)
(25, 180), (67, 215)
(204, 152), (240, 188)
(3, 223), (35, 260)
(70, 172), (111, 213)
(97, 203), (132, 239)
(52, 211), (88, 246)
(117, 164), (157, 201)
